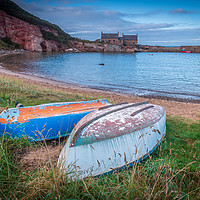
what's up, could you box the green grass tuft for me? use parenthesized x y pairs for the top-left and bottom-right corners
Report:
(0, 74), (100, 108)
(0, 39), (10, 49)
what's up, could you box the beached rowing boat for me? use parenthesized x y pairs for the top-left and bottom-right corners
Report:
(0, 99), (110, 141)
(58, 101), (166, 178)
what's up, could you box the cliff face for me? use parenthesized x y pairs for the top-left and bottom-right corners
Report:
(0, 10), (68, 52)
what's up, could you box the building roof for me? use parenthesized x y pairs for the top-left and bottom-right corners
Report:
(123, 35), (137, 40)
(101, 33), (119, 39)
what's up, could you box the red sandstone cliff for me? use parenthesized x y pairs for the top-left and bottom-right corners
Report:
(0, 10), (68, 52)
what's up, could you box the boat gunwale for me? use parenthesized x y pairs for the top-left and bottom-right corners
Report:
(0, 99), (110, 123)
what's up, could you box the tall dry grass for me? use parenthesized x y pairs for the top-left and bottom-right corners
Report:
(1, 128), (198, 200)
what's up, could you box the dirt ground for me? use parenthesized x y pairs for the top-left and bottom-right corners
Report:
(18, 140), (65, 171)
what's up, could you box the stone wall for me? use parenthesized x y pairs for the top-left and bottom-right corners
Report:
(140, 45), (181, 52)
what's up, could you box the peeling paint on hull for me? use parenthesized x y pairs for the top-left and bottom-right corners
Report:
(0, 99), (110, 141)
(58, 102), (166, 178)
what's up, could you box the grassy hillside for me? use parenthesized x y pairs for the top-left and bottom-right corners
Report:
(0, 73), (199, 199)
(0, 0), (73, 46)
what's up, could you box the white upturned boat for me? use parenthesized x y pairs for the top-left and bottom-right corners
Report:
(58, 101), (166, 178)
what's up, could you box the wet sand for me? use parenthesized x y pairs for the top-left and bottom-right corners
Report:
(0, 67), (199, 121)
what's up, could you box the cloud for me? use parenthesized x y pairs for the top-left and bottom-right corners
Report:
(129, 23), (175, 31)
(13, 0), (131, 34)
(140, 27), (200, 45)
(13, 0), (48, 12)
(23, 0), (96, 6)
(128, 9), (162, 17)
(11, 0), (200, 45)
(169, 9), (196, 14)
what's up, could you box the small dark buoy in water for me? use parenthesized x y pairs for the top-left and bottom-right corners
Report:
(99, 63), (104, 65)
(15, 101), (23, 108)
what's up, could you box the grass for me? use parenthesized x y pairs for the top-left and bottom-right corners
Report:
(0, 39), (10, 50)
(0, 73), (102, 108)
(0, 74), (199, 199)
(0, 37), (23, 49)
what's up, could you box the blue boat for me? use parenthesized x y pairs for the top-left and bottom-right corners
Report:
(0, 99), (110, 141)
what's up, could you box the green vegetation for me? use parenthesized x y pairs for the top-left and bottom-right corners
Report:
(0, 74), (199, 199)
(0, 37), (23, 49)
(40, 29), (71, 45)
(0, 0), (74, 47)
(0, 74), (100, 108)
(0, 39), (9, 49)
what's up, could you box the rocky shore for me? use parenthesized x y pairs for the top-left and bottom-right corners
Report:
(0, 49), (27, 57)
(69, 41), (184, 53)
(68, 41), (200, 53)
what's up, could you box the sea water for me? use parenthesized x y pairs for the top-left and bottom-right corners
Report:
(0, 52), (200, 101)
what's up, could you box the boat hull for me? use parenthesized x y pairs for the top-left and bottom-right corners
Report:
(0, 99), (110, 141)
(181, 51), (191, 53)
(58, 102), (166, 178)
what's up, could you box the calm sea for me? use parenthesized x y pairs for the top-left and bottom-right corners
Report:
(1, 52), (200, 101)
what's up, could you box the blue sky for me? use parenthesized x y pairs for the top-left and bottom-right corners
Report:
(13, 0), (200, 46)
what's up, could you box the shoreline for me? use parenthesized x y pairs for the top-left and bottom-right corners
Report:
(0, 49), (27, 57)
(0, 67), (199, 120)
(1, 51), (199, 104)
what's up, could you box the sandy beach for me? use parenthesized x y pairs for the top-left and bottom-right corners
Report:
(0, 66), (199, 121)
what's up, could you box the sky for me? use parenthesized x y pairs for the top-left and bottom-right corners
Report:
(12, 0), (200, 46)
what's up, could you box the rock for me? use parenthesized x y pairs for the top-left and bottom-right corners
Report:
(71, 41), (126, 52)
(0, 10), (68, 52)
(125, 47), (135, 53)
(65, 48), (74, 52)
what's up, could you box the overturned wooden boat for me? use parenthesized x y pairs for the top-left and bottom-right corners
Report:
(58, 101), (166, 178)
(0, 99), (110, 141)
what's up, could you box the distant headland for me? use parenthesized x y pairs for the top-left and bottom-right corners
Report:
(0, 0), (200, 53)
